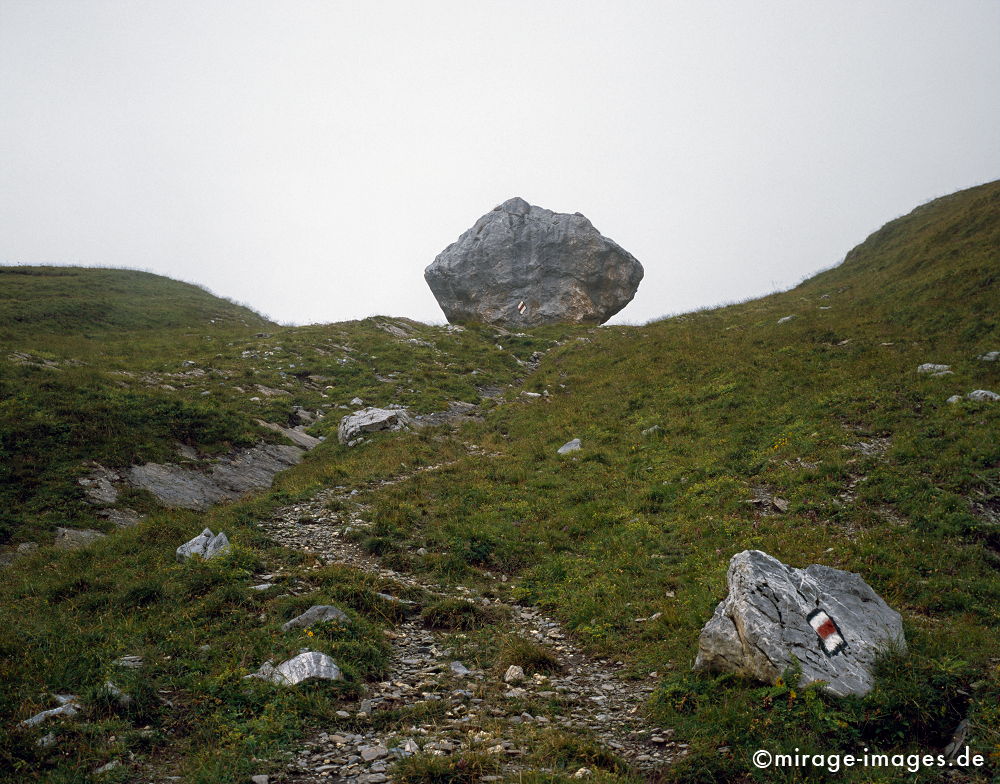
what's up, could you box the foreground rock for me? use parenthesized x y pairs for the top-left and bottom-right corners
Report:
(247, 651), (343, 686)
(694, 550), (905, 697)
(338, 407), (411, 445)
(176, 528), (231, 562)
(130, 443), (303, 510)
(425, 197), (643, 327)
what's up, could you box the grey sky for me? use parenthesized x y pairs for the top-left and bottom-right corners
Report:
(2, 1), (998, 325)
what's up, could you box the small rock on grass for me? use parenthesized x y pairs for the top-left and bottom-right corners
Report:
(246, 651), (343, 686)
(557, 438), (581, 454)
(967, 389), (999, 402)
(176, 528), (230, 562)
(53, 527), (106, 550)
(281, 605), (350, 631)
(504, 665), (525, 683)
(917, 363), (951, 374)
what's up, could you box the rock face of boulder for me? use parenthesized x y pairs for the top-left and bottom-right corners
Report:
(425, 197), (643, 327)
(694, 550), (905, 697)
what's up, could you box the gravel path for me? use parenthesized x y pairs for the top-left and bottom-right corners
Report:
(259, 463), (685, 783)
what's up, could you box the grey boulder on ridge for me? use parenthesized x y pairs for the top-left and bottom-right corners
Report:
(425, 197), (643, 327)
(694, 550), (905, 697)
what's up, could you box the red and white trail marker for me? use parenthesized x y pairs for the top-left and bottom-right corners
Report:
(517, 301), (526, 315)
(807, 608), (847, 656)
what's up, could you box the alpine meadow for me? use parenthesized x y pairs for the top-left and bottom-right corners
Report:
(1, 180), (998, 784)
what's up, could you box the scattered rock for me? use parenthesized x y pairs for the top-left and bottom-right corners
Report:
(176, 528), (231, 562)
(776, 315), (796, 324)
(411, 401), (482, 429)
(449, 661), (471, 676)
(115, 655), (143, 669)
(256, 384), (291, 397)
(94, 760), (121, 775)
(282, 605), (351, 631)
(98, 508), (143, 528)
(130, 444), (304, 510)
(947, 394), (963, 404)
(557, 438), (582, 455)
(21, 697), (81, 727)
(916, 363), (951, 374)
(0, 541), (38, 568)
(573, 768), (593, 779)
(338, 407), (411, 445)
(966, 389), (999, 402)
(977, 351), (999, 362)
(504, 665), (525, 683)
(53, 527), (106, 550)
(944, 718), (971, 760)
(257, 420), (322, 450)
(641, 425), (663, 436)
(694, 549), (905, 697)
(77, 464), (120, 505)
(102, 681), (132, 708)
(36, 732), (57, 748)
(251, 776), (270, 784)
(425, 197), (643, 326)
(360, 745), (388, 762)
(247, 651), (343, 686)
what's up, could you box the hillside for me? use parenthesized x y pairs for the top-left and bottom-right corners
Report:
(0, 266), (273, 339)
(0, 182), (998, 783)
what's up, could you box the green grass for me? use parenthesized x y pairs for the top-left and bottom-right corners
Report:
(1, 180), (999, 781)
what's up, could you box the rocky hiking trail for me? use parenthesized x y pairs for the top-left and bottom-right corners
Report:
(257, 461), (686, 783)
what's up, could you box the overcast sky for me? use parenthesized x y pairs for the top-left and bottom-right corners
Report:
(2, 2), (998, 326)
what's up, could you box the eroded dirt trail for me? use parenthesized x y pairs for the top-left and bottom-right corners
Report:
(259, 462), (684, 783)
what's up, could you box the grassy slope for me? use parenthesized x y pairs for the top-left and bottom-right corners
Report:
(319, 181), (1000, 780)
(0, 181), (998, 782)
(0, 266), (558, 544)
(0, 267), (566, 783)
(0, 266), (272, 337)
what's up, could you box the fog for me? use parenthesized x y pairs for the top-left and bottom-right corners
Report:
(2, 1), (998, 324)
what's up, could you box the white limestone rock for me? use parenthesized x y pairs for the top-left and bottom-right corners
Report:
(694, 550), (905, 697)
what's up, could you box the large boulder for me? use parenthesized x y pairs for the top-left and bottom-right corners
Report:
(425, 197), (643, 327)
(694, 550), (905, 697)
